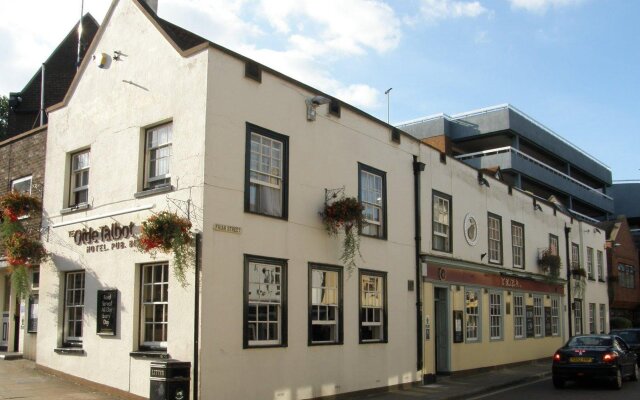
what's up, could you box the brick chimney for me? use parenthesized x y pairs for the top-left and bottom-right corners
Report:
(145, 0), (158, 13)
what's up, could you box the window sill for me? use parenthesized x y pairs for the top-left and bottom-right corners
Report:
(61, 203), (91, 215)
(308, 341), (344, 347)
(134, 185), (174, 199)
(129, 350), (170, 359)
(54, 347), (85, 355)
(358, 339), (388, 345)
(360, 233), (387, 241)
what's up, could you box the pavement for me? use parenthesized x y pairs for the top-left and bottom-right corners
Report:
(0, 355), (551, 400)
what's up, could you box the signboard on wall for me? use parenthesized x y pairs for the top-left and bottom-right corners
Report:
(97, 290), (118, 336)
(526, 305), (534, 338)
(453, 310), (464, 343)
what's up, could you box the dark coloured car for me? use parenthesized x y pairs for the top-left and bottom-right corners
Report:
(552, 335), (638, 389)
(611, 328), (640, 365)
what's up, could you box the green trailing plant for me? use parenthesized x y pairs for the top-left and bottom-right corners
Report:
(136, 211), (193, 286)
(538, 250), (561, 278)
(571, 267), (587, 278)
(0, 191), (46, 298)
(321, 196), (364, 273)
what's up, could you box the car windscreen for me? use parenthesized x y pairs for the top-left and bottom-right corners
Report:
(567, 336), (612, 347)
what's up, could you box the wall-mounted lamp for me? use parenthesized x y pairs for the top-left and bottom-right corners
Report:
(477, 171), (490, 187)
(306, 95), (331, 121)
(480, 252), (487, 261)
(533, 199), (543, 212)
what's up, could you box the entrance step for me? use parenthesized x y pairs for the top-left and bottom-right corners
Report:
(0, 352), (23, 360)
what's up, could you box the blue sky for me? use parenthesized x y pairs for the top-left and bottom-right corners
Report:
(1, 0), (638, 180)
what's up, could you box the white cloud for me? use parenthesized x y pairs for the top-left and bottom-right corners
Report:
(420, 0), (489, 21)
(508, 0), (585, 13)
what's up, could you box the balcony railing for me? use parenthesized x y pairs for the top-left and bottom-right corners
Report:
(455, 146), (613, 201)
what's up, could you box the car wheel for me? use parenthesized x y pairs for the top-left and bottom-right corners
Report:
(632, 363), (639, 382)
(611, 367), (623, 390)
(552, 376), (564, 389)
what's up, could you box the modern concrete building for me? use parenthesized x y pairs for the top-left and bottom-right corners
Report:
(609, 182), (640, 250)
(24, 1), (608, 399)
(398, 105), (614, 221)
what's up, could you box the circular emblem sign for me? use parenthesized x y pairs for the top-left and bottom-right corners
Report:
(464, 213), (478, 246)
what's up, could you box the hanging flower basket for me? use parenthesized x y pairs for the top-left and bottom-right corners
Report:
(3, 232), (47, 299)
(571, 267), (587, 278)
(136, 211), (193, 286)
(537, 250), (561, 278)
(0, 191), (42, 222)
(321, 197), (364, 272)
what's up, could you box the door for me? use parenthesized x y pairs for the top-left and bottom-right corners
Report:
(434, 287), (450, 374)
(1, 311), (8, 351)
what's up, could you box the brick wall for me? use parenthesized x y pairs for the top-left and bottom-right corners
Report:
(0, 127), (47, 253)
(608, 218), (640, 312)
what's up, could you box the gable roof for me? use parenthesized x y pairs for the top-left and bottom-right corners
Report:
(135, 0), (207, 51)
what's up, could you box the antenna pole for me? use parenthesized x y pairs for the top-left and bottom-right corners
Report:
(384, 88), (392, 124)
(76, 0), (84, 69)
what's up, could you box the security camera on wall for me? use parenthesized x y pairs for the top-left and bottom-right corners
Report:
(93, 52), (111, 69)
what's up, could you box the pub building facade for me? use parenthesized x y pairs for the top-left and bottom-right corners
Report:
(33, 1), (608, 399)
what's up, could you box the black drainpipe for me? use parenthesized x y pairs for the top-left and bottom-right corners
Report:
(413, 156), (426, 373)
(193, 233), (202, 400)
(564, 225), (572, 337)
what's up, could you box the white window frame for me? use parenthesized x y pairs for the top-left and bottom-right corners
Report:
(309, 265), (341, 345)
(69, 150), (90, 207)
(549, 234), (559, 256)
(513, 293), (525, 339)
(359, 270), (386, 343)
(489, 292), (503, 340)
(488, 214), (502, 264)
(588, 303), (596, 334)
(587, 247), (594, 279)
(533, 296), (543, 338)
(360, 166), (386, 239)
(11, 175), (32, 194)
(63, 271), (85, 345)
(144, 123), (172, 189)
(574, 299), (583, 335)
(140, 263), (169, 349)
(245, 257), (287, 347)
(432, 192), (451, 252)
(571, 243), (580, 269)
(465, 288), (481, 342)
(551, 297), (560, 336)
(511, 222), (524, 269)
(597, 250), (604, 281)
(599, 304), (606, 334)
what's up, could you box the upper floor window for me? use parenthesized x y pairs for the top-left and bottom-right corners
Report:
(359, 164), (387, 239)
(245, 124), (289, 219)
(70, 150), (90, 207)
(586, 247), (594, 279)
(511, 222), (524, 269)
(549, 234), (559, 256)
(145, 123), (172, 189)
(11, 175), (32, 194)
(597, 250), (604, 281)
(571, 243), (580, 269)
(618, 264), (636, 289)
(432, 191), (451, 252)
(359, 270), (387, 343)
(309, 264), (342, 345)
(244, 255), (288, 348)
(487, 213), (502, 264)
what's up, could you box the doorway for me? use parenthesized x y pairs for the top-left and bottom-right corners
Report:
(434, 287), (450, 374)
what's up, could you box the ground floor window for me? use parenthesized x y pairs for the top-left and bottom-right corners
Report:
(27, 295), (38, 333)
(140, 263), (168, 349)
(599, 304), (606, 333)
(309, 264), (342, 345)
(589, 303), (596, 334)
(64, 271), (85, 346)
(574, 300), (583, 335)
(465, 288), (480, 342)
(513, 293), (524, 339)
(359, 269), (387, 343)
(533, 296), (543, 337)
(244, 255), (287, 348)
(551, 297), (560, 336)
(489, 292), (503, 340)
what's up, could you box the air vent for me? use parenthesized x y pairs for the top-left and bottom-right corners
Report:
(329, 99), (341, 117)
(391, 128), (401, 144)
(439, 152), (446, 164)
(245, 61), (262, 83)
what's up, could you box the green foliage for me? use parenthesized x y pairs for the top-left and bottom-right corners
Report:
(321, 197), (364, 273)
(538, 251), (561, 277)
(136, 211), (193, 287)
(10, 265), (29, 300)
(610, 316), (633, 330)
(0, 95), (8, 140)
